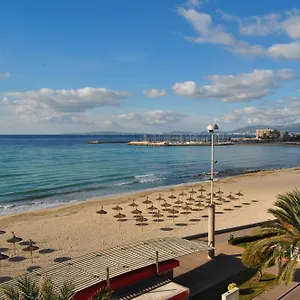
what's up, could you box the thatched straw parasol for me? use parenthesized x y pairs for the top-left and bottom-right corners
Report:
(156, 194), (164, 201)
(143, 197), (152, 208)
(161, 201), (171, 211)
(197, 194), (205, 199)
(216, 188), (223, 195)
(168, 193), (176, 200)
(168, 193), (176, 207)
(235, 190), (243, 197)
(114, 213), (126, 221)
(153, 211), (164, 223)
(174, 199), (183, 208)
(235, 190), (244, 206)
(135, 215), (148, 228)
(112, 205), (123, 211)
(194, 201), (204, 208)
(0, 253), (9, 273)
(206, 192), (216, 197)
(198, 186), (206, 192)
(7, 232), (22, 255)
(189, 188), (197, 194)
(129, 200), (137, 208)
(147, 205), (157, 215)
(186, 195), (195, 202)
(96, 206), (107, 221)
(131, 208), (142, 217)
(22, 239), (39, 264)
(156, 194), (164, 208)
(226, 192), (234, 199)
(179, 191), (186, 196)
(181, 205), (191, 214)
(168, 208), (179, 222)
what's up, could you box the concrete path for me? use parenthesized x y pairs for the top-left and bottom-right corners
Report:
(174, 226), (299, 299)
(174, 227), (254, 297)
(254, 269), (300, 300)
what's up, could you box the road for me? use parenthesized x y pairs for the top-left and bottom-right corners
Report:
(280, 284), (300, 299)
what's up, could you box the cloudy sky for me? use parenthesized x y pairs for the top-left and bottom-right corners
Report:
(1, 0), (300, 134)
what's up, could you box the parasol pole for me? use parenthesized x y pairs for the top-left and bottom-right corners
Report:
(106, 267), (110, 291)
(156, 251), (159, 274)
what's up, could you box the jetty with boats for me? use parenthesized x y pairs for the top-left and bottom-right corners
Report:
(127, 140), (233, 146)
(87, 133), (232, 146)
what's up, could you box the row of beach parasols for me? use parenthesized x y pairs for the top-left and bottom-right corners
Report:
(0, 230), (39, 271)
(96, 186), (254, 227)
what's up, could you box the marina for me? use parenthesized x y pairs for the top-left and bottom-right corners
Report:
(87, 133), (233, 146)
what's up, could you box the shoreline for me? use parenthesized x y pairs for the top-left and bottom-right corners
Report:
(0, 166), (298, 218)
(0, 166), (299, 223)
(0, 167), (299, 279)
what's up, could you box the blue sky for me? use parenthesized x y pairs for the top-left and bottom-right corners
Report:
(1, 0), (300, 133)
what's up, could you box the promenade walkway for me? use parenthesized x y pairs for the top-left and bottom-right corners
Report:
(174, 226), (299, 299)
(174, 227), (253, 297)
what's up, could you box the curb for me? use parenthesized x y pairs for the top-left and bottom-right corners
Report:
(184, 220), (274, 240)
(277, 282), (300, 299)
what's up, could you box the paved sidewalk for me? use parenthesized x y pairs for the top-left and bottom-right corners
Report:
(174, 226), (300, 299)
(174, 227), (254, 297)
(254, 269), (300, 300)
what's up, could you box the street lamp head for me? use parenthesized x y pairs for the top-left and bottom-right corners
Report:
(207, 123), (219, 133)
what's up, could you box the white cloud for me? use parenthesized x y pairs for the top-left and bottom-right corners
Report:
(104, 120), (113, 126)
(185, 0), (207, 9)
(113, 110), (187, 125)
(282, 16), (300, 39)
(218, 8), (300, 38)
(180, 7), (300, 60)
(172, 69), (296, 102)
(143, 89), (167, 98)
(218, 10), (283, 37)
(178, 7), (265, 57)
(3, 87), (132, 124)
(0, 72), (10, 79)
(267, 42), (300, 60)
(219, 102), (300, 126)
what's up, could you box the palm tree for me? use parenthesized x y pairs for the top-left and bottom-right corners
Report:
(244, 189), (300, 284)
(1, 276), (75, 300)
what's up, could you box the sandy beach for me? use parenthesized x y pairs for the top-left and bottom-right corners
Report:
(0, 167), (299, 279)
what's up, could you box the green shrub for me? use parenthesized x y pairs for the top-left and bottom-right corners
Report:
(228, 232), (278, 245)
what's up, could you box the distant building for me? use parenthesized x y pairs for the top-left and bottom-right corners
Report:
(279, 130), (289, 141)
(256, 128), (288, 140)
(256, 128), (273, 139)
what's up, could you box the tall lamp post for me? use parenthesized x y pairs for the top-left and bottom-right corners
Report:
(207, 123), (218, 259)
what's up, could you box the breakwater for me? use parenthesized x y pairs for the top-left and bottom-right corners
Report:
(127, 141), (233, 146)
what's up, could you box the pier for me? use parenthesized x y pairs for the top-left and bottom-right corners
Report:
(127, 141), (233, 146)
(127, 133), (232, 146)
(87, 133), (233, 146)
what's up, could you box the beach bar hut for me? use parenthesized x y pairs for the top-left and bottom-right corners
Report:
(0, 237), (211, 300)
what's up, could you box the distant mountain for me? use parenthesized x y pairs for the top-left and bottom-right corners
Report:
(161, 131), (193, 135)
(231, 123), (300, 134)
(65, 131), (142, 135)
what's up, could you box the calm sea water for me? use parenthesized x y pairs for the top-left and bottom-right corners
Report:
(0, 135), (299, 215)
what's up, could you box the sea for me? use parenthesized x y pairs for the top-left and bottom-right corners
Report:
(1, 134), (299, 216)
